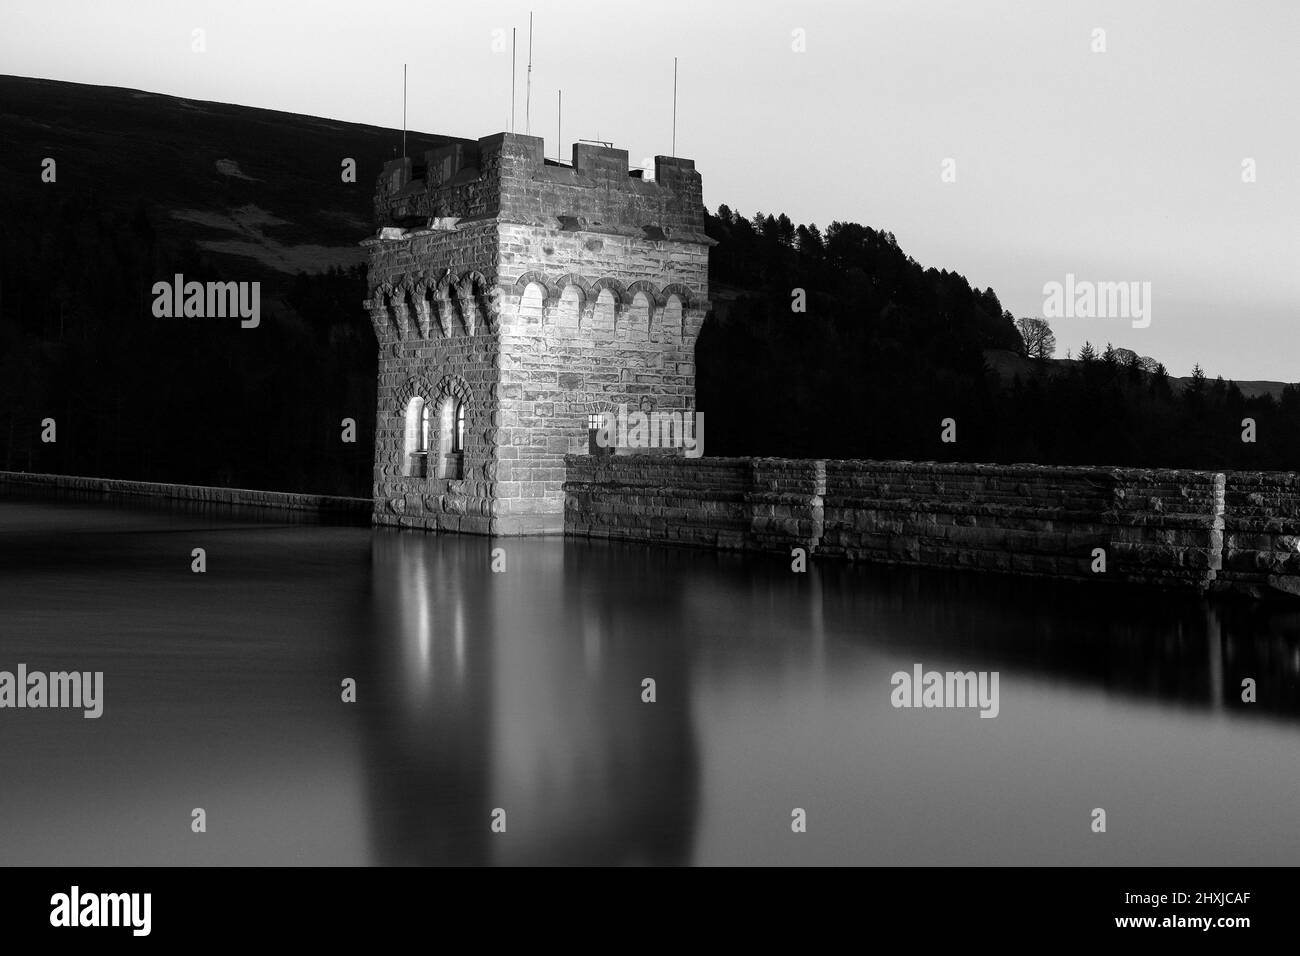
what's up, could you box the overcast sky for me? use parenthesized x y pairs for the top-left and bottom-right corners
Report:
(4, 0), (1297, 379)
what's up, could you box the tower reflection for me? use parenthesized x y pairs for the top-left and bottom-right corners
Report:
(362, 532), (700, 865)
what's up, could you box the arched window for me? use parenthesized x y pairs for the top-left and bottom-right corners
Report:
(403, 396), (428, 477)
(438, 397), (466, 480)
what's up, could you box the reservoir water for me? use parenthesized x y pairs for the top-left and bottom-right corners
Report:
(1, 494), (1297, 865)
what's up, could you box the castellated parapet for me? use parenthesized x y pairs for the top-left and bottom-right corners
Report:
(362, 132), (713, 535)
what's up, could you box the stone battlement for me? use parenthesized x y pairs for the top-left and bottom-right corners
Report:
(374, 132), (709, 242)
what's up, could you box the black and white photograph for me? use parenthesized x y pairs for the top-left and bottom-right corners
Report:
(0, 0), (1295, 937)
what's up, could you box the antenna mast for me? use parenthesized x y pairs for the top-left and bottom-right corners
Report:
(402, 63), (407, 159)
(526, 13), (533, 135)
(557, 90), (562, 163)
(672, 57), (678, 156)
(510, 28), (517, 132)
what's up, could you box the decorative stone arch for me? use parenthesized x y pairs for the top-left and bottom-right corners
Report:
(429, 374), (475, 480)
(484, 285), (504, 334)
(429, 373), (473, 413)
(431, 271), (457, 337)
(553, 274), (591, 328)
(660, 292), (686, 343)
(367, 282), (395, 341)
(512, 272), (552, 327)
(582, 278), (621, 336)
(659, 283), (696, 310)
(625, 279), (662, 307)
(392, 374), (438, 477)
(364, 288), (389, 343)
(457, 270), (498, 336)
(625, 280), (659, 338)
(512, 270), (560, 305)
(392, 374), (438, 416)
(589, 277), (629, 308)
(411, 279), (435, 338)
(395, 280), (419, 339)
(553, 273), (592, 303)
(381, 285), (410, 341)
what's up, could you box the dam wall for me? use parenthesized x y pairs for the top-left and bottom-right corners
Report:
(564, 456), (1300, 597)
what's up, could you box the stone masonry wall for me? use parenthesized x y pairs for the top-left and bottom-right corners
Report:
(493, 226), (709, 534)
(375, 134), (708, 242)
(1220, 472), (1300, 597)
(364, 220), (502, 533)
(564, 456), (752, 547)
(819, 461), (1222, 589)
(565, 457), (1241, 593)
(564, 457), (825, 553)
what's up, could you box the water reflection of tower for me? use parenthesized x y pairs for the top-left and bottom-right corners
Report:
(489, 539), (699, 865)
(363, 530), (494, 864)
(362, 533), (699, 865)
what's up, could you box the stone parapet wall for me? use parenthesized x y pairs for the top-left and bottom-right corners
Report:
(0, 472), (371, 518)
(564, 456), (752, 547)
(563, 457), (1275, 594)
(1220, 472), (1300, 596)
(375, 134), (707, 241)
(819, 461), (1222, 589)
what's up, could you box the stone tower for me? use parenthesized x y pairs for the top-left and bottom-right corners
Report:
(363, 132), (712, 535)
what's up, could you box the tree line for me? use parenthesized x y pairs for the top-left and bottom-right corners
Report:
(698, 206), (1300, 470)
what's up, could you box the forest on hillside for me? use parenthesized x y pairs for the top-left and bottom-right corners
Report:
(697, 207), (1300, 471)
(0, 190), (375, 494)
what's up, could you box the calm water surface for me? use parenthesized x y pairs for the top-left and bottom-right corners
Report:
(1, 494), (1298, 865)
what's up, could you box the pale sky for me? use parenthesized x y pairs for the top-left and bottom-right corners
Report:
(4, 0), (1297, 379)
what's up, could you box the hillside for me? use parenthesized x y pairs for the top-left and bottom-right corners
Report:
(0, 74), (469, 278)
(0, 76), (479, 493)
